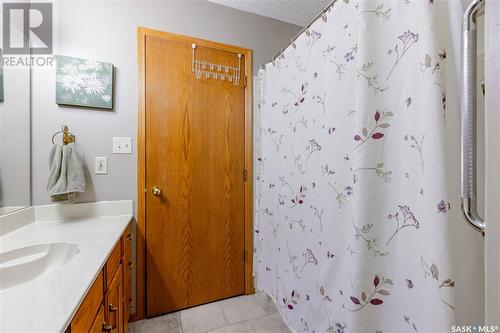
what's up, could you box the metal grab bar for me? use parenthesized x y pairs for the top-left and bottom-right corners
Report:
(461, 0), (485, 234)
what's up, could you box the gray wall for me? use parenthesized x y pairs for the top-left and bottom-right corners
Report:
(31, 1), (300, 208)
(0, 65), (31, 209)
(0, 17), (31, 211)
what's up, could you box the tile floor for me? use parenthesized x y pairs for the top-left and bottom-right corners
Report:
(128, 291), (291, 333)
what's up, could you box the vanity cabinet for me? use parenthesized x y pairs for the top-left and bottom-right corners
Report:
(71, 272), (104, 332)
(122, 224), (133, 331)
(89, 306), (105, 333)
(105, 264), (123, 332)
(66, 222), (132, 333)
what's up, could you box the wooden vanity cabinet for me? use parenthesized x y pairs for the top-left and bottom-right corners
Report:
(66, 222), (132, 333)
(105, 264), (123, 333)
(122, 224), (133, 333)
(70, 272), (104, 332)
(89, 306), (105, 333)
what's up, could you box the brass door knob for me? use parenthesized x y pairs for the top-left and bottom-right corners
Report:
(152, 186), (161, 196)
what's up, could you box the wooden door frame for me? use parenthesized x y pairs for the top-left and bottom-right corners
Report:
(136, 27), (254, 320)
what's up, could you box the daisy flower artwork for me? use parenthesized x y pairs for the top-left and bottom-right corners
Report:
(56, 55), (113, 109)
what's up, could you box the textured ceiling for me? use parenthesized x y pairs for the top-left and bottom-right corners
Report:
(207, 0), (331, 26)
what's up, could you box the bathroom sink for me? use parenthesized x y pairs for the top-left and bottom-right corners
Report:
(0, 242), (79, 290)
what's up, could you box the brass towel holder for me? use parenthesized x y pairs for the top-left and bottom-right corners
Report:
(51, 125), (75, 145)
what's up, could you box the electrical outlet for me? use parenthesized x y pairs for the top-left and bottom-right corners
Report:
(113, 137), (132, 154)
(95, 157), (107, 174)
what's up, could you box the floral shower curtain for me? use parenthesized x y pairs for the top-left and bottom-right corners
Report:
(255, 1), (481, 332)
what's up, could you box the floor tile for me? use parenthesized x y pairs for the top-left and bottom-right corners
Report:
(130, 295), (290, 333)
(251, 313), (291, 333)
(220, 294), (267, 325)
(181, 302), (228, 333)
(134, 312), (182, 333)
(208, 320), (255, 333)
(254, 291), (277, 314)
(132, 319), (148, 333)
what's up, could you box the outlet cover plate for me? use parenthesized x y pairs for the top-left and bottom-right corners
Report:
(113, 137), (132, 154)
(95, 157), (107, 174)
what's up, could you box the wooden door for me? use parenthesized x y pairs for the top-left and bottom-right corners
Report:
(144, 32), (248, 317)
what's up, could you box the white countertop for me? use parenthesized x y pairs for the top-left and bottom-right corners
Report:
(0, 201), (133, 333)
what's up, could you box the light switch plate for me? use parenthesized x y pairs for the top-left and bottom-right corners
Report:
(113, 137), (132, 154)
(95, 157), (107, 174)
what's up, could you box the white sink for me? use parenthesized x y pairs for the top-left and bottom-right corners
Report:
(0, 242), (79, 290)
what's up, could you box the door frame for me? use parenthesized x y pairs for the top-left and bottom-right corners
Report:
(136, 27), (254, 320)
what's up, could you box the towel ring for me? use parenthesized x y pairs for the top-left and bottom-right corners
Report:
(51, 125), (75, 145)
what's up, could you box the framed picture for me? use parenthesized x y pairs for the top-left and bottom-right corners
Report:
(56, 55), (113, 109)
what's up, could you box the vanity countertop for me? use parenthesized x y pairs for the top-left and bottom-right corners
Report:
(0, 200), (133, 333)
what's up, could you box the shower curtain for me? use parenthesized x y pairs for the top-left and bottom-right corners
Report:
(255, 1), (483, 332)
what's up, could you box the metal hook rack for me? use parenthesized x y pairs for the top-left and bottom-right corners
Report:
(191, 44), (242, 85)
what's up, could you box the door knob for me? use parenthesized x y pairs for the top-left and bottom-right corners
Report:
(152, 186), (162, 196)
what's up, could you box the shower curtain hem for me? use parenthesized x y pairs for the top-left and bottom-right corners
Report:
(257, 287), (299, 333)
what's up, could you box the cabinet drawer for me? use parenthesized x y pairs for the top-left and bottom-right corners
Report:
(106, 240), (122, 288)
(123, 223), (132, 265)
(89, 305), (105, 333)
(71, 271), (104, 333)
(106, 265), (123, 333)
(123, 261), (132, 304)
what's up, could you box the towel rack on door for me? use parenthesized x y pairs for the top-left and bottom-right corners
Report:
(461, 0), (486, 234)
(51, 125), (75, 145)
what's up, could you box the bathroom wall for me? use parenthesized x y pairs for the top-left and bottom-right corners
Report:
(0, 13), (31, 212)
(31, 0), (300, 210)
(0, 65), (30, 210)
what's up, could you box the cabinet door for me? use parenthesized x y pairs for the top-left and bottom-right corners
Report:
(122, 263), (131, 333)
(71, 272), (104, 333)
(106, 241), (122, 288)
(89, 305), (105, 333)
(122, 299), (129, 333)
(123, 224), (132, 331)
(123, 224), (132, 305)
(105, 265), (123, 333)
